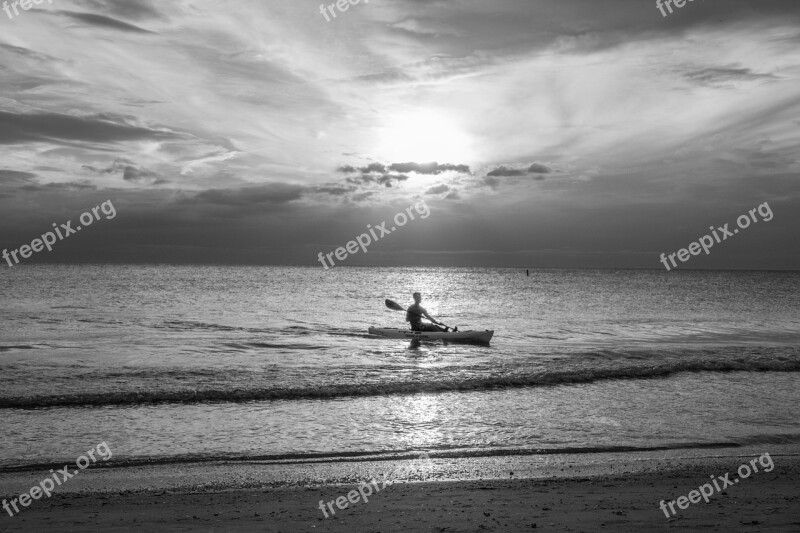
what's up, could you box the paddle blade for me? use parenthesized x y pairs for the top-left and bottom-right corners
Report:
(385, 299), (405, 312)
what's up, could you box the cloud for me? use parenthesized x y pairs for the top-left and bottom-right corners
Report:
(77, 0), (162, 21)
(19, 181), (97, 192)
(0, 111), (179, 145)
(347, 69), (417, 85)
(0, 169), (37, 184)
(59, 11), (155, 33)
(483, 176), (500, 190)
(388, 162), (470, 174)
(390, 19), (449, 36)
(337, 160), (465, 190)
(351, 191), (375, 202)
(311, 185), (354, 196)
(123, 168), (160, 184)
(486, 162), (553, 179)
(379, 174), (409, 187)
(188, 183), (304, 207)
(487, 166), (525, 177)
(339, 162), (470, 175)
(684, 66), (778, 87)
(362, 162), (387, 174)
(528, 162), (552, 174)
(425, 184), (450, 195)
(83, 158), (161, 185)
(345, 173), (409, 188)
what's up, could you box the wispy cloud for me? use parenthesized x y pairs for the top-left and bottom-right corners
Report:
(0, 0), (798, 267)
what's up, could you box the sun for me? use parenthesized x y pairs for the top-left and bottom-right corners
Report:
(376, 110), (473, 164)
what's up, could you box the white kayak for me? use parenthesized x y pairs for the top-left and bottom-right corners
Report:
(368, 327), (494, 343)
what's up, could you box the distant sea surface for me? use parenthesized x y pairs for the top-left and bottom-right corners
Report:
(1, 266), (799, 470)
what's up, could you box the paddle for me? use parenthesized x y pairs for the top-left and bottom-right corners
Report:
(384, 299), (454, 331)
(384, 299), (405, 312)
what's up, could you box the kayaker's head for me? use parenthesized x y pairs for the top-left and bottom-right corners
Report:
(412, 292), (421, 303)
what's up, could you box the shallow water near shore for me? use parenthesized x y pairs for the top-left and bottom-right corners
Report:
(1, 265), (798, 470)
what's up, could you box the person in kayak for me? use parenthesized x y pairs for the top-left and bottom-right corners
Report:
(406, 292), (453, 332)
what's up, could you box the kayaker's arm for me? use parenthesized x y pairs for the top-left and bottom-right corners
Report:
(409, 305), (438, 324)
(419, 308), (443, 326)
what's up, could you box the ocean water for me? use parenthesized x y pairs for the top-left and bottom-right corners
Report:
(1, 265), (799, 470)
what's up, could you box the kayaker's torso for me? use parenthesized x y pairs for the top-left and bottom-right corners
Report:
(406, 303), (426, 323)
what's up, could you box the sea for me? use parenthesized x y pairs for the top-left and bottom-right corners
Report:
(1, 265), (799, 471)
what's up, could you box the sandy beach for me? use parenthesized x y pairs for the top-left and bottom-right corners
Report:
(3, 446), (797, 532)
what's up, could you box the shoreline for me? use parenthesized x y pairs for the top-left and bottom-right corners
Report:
(2, 445), (798, 531)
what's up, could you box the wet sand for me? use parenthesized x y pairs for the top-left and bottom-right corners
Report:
(2, 447), (798, 532)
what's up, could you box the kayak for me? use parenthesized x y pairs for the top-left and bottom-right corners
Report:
(368, 327), (494, 344)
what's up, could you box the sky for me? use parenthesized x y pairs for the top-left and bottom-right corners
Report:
(0, 0), (799, 269)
